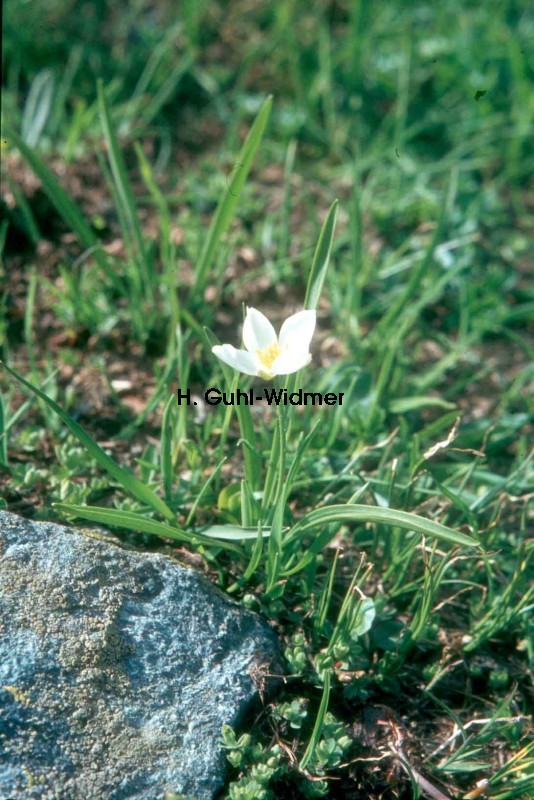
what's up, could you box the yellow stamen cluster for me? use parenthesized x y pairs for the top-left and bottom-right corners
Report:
(256, 343), (282, 371)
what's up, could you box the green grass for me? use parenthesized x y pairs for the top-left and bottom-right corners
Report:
(1, 1), (533, 798)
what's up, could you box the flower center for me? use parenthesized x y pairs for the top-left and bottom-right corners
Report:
(256, 342), (282, 371)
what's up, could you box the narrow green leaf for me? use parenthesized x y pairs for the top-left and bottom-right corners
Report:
(24, 268), (38, 375)
(0, 392), (7, 466)
(281, 551), (315, 577)
(240, 479), (255, 527)
(286, 526), (340, 576)
(160, 394), (174, 501)
(193, 96), (273, 293)
(304, 200), (339, 311)
(228, 524), (266, 592)
(241, 526), (265, 581)
(316, 551), (340, 629)
(328, 562), (369, 650)
(299, 670), (331, 770)
(235, 396), (262, 490)
(135, 142), (171, 241)
(199, 525), (274, 541)
(53, 504), (242, 554)
(1, 362), (175, 522)
(285, 200), (338, 402)
(284, 420), (321, 495)
(21, 69), (55, 147)
(185, 457), (227, 528)
(97, 81), (148, 269)
(441, 761), (490, 774)
(290, 504), (478, 548)
(266, 491), (286, 591)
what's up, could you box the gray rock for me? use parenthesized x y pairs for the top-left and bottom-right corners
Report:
(0, 511), (281, 800)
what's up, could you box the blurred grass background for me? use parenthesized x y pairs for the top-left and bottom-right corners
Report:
(5, 0), (533, 174)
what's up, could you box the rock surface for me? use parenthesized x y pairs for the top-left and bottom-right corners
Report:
(0, 511), (281, 800)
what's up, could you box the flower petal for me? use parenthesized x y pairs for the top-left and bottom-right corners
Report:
(242, 307), (277, 353)
(212, 345), (259, 376)
(278, 310), (316, 351)
(271, 347), (312, 375)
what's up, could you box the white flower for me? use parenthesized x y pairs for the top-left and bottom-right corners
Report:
(212, 307), (316, 379)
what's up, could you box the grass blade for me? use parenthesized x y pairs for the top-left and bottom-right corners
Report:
(241, 526), (265, 581)
(266, 489), (287, 593)
(160, 394), (174, 501)
(289, 504), (478, 548)
(192, 95), (273, 294)
(97, 80), (148, 273)
(285, 200), (338, 403)
(1, 361), (175, 522)
(185, 457), (227, 528)
(21, 69), (55, 147)
(199, 525), (274, 541)
(53, 504), (242, 554)
(0, 392), (7, 466)
(304, 199), (339, 311)
(299, 670), (331, 770)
